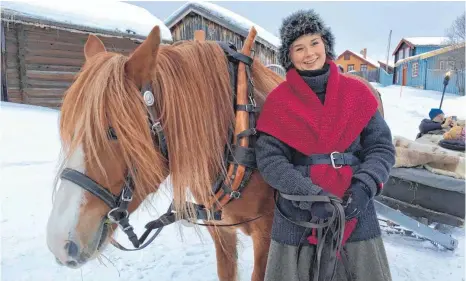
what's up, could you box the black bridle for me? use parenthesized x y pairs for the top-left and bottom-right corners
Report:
(59, 82), (174, 251)
(58, 42), (258, 252)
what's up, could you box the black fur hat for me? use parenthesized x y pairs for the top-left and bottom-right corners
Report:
(278, 9), (336, 70)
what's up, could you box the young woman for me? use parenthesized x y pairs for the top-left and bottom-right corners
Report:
(255, 9), (396, 281)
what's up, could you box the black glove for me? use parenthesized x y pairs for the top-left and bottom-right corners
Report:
(292, 190), (335, 220)
(342, 181), (372, 220)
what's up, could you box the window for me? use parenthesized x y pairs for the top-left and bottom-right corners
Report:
(404, 47), (410, 58)
(347, 64), (354, 72)
(344, 53), (351, 60)
(412, 62), (419, 77)
(440, 61), (455, 70)
(360, 64), (367, 71)
(398, 50), (404, 60)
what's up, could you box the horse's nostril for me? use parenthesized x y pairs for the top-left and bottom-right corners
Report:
(66, 260), (78, 267)
(64, 241), (79, 257)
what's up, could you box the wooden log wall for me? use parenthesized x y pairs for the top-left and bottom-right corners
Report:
(170, 13), (278, 66)
(2, 22), (142, 108)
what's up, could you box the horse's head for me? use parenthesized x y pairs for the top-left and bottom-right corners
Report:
(46, 26), (168, 268)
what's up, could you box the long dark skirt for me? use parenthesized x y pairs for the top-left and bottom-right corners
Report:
(264, 237), (392, 281)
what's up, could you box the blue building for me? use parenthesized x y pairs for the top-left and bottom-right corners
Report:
(392, 37), (465, 95)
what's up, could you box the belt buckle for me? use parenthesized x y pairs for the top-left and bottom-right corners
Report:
(330, 151), (343, 169)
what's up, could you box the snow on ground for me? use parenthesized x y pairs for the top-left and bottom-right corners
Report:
(1, 1), (173, 42)
(373, 83), (466, 141)
(1, 84), (465, 281)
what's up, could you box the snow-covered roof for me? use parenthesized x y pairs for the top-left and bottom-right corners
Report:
(392, 37), (449, 55)
(404, 37), (449, 46)
(395, 42), (465, 67)
(352, 51), (380, 67)
(338, 50), (380, 68)
(165, 1), (280, 50)
(1, 1), (173, 42)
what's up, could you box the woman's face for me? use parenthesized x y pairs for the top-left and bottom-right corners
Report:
(290, 34), (326, 71)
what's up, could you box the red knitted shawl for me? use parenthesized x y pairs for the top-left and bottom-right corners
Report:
(257, 60), (378, 244)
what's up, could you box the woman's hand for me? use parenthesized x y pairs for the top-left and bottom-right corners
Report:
(342, 182), (371, 220)
(291, 190), (335, 219)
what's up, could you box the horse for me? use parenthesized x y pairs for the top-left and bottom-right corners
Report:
(46, 25), (284, 281)
(45, 24), (385, 281)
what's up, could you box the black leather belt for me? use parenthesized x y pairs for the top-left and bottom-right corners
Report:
(292, 151), (360, 169)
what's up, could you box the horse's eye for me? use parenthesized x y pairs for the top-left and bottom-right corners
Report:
(108, 127), (118, 140)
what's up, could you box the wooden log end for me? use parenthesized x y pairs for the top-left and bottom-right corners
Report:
(194, 30), (205, 41)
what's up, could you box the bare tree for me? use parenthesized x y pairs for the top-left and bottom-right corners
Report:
(446, 12), (465, 44)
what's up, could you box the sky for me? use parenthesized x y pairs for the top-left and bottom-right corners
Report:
(129, 1), (465, 65)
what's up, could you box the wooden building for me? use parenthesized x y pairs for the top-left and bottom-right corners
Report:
(164, 1), (280, 66)
(391, 36), (450, 87)
(1, 2), (172, 108)
(394, 43), (465, 95)
(335, 49), (379, 73)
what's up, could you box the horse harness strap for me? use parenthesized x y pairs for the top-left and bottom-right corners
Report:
(59, 40), (259, 251)
(205, 42), (258, 212)
(275, 191), (353, 281)
(274, 150), (357, 281)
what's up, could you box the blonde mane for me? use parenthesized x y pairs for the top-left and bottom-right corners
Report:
(59, 52), (168, 202)
(59, 40), (283, 218)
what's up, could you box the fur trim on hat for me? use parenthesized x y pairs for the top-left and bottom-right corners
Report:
(278, 9), (336, 70)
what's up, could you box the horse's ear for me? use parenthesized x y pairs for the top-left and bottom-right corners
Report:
(125, 26), (161, 88)
(84, 34), (106, 60)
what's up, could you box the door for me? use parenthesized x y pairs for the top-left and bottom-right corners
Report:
(402, 65), (407, 86)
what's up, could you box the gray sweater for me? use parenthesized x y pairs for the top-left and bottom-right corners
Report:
(255, 68), (396, 246)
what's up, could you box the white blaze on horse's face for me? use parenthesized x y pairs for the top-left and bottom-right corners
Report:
(46, 145), (108, 268)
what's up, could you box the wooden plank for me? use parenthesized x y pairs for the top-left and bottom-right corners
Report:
(7, 97), (23, 103)
(16, 24), (27, 102)
(26, 96), (63, 106)
(6, 56), (18, 67)
(26, 79), (72, 88)
(1, 21), (8, 101)
(26, 31), (88, 45)
(26, 40), (86, 53)
(6, 68), (19, 77)
(4, 24), (20, 92)
(6, 77), (20, 87)
(26, 27), (140, 51)
(6, 88), (22, 100)
(5, 43), (17, 53)
(24, 88), (66, 97)
(26, 70), (77, 82)
(25, 55), (84, 67)
(26, 64), (81, 72)
(26, 48), (84, 60)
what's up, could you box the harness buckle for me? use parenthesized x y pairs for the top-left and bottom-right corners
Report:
(151, 122), (163, 134)
(230, 190), (241, 199)
(121, 193), (133, 202)
(249, 96), (257, 108)
(330, 151), (343, 169)
(107, 208), (129, 223)
(121, 187), (133, 202)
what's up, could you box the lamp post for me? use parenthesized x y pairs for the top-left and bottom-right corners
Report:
(439, 71), (451, 110)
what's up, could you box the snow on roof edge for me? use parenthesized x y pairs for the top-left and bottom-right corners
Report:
(404, 37), (449, 46)
(1, 1), (173, 42)
(165, 1), (280, 49)
(395, 42), (465, 66)
(339, 50), (380, 68)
